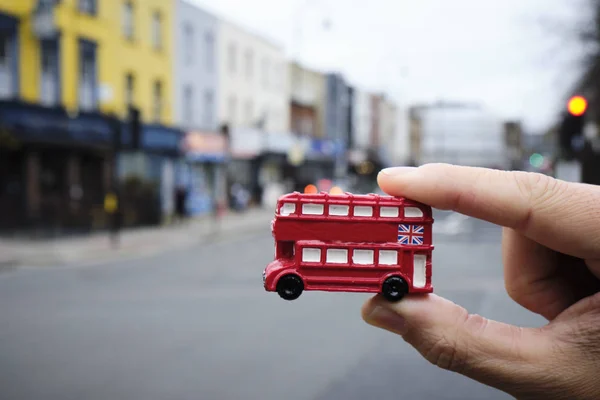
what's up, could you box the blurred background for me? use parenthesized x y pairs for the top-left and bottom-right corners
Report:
(0, 0), (599, 399)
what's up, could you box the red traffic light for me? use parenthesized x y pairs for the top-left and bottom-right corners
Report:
(568, 96), (588, 116)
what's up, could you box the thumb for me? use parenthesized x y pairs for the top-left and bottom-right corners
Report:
(362, 294), (552, 393)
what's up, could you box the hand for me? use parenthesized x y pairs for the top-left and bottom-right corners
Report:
(361, 164), (600, 400)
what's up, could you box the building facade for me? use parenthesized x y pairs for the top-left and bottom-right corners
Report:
(288, 61), (325, 138)
(217, 19), (288, 132)
(173, 0), (218, 132)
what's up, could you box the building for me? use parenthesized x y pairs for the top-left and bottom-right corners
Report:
(411, 102), (508, 168)
(288, 61), (325, 138)
(216, 19), (288, 132)
(0, 0), (181, 234)
(504, 120), (524, 170)
(324, 72), (351, 178)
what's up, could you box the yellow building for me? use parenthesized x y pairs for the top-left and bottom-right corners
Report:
(0, 0), (174, 123)
(0, 0), (179, 233)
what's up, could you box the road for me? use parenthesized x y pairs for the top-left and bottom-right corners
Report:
(0, 211), (546, 400)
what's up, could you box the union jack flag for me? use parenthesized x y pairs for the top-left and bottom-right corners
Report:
(398, 224), (424, 245)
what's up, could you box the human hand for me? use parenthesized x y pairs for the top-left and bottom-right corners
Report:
(361, 164), (600, 400)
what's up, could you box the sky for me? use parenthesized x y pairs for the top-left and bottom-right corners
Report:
(190, 0), (589, 133)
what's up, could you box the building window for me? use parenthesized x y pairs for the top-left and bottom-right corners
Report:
(123, 1), (134, 40)
(245, 49), (253, 80)
(205, 32), (214, 72)
(184, 23), (193, 65)
(228, 43), (237, 74)
(152, 11), (162, 50)
(245, 99), (253, 125)
(228, 95), (237, 125)
(78, 40), (97, 111)
(0, 32), (15, 99)
(203, 89), (213, 128)
(184, 85), (194, 127)
(261, 57), (269, 88)
(153, 80), (163, 123)
(125, 73), (134, 108)
(40, 40), (60, 106)
(79, 0), (97, 15)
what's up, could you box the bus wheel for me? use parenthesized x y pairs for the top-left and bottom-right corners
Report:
(276, 275), (304, 301)
(382, 276), (408, 302)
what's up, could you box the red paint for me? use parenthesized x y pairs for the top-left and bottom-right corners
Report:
(263, 192), (435, 301)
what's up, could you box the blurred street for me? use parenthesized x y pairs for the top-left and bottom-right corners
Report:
(0, 211), (545, 400)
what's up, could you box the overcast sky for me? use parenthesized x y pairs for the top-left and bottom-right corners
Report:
(190, 0), (588, 133)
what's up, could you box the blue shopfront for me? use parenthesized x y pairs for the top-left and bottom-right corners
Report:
(0, 100), (116, 234)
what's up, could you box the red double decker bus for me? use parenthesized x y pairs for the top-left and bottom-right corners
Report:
(263, 192), (434, 301)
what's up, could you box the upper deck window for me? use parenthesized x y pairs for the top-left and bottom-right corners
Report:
(380, 207), (399, 218)
(354, 206), (373, 217)
(329, 205), (349, 216)
(405, 207), (424, 218)
(303, 203), (324, 215)
(280, 203), (295, 216)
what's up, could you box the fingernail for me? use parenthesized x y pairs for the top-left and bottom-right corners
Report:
(365, 306), (407, 335)
(379, 167), (417, 176)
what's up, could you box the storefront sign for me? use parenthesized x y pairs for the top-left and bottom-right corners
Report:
(182, 131), (228, 162)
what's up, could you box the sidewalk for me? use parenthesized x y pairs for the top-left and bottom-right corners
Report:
(0, 208), (274, 268)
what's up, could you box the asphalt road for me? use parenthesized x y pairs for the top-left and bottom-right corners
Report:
(0, 211), (546, 400)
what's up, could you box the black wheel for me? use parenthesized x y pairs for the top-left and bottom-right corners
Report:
(276, 275), (304, 301)
(382, 276), (408, 302)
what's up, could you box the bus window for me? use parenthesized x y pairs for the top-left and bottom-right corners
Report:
(413, 254), (427, 288)
(353, 249), (374, 265)
(405, 207), (423, 218)
(302, 203), (324, 215)
(379, 250), (398, 265)
(302, 248), (321, 262)
(329, 204), (349, 216)
(354, 206), (373, 217)
(380, 207), (399, 218)
(326, 249), (348, 264)
(281, 203), (296, 216)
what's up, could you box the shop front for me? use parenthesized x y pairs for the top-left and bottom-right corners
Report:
(0, 100), (115, 236)
(181, 131), (228, 216)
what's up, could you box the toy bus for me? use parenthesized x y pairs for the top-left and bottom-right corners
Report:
(263, 192), (434, 301)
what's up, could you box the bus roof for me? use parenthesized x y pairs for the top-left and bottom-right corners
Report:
(278, 192), (422, 206)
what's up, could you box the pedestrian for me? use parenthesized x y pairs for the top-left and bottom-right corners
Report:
(362, 163), (600, 399)
(174, 185), (187, 224)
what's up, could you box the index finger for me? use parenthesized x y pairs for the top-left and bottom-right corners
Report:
(378, 163), (600, 259)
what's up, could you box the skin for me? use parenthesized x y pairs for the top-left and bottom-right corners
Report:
(361, 163), (600, 400)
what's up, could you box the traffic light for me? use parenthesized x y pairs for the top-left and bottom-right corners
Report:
(559, 95), (588, 158)
(128, 106), (141, 150)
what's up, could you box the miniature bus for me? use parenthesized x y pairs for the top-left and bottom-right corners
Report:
(263, 192), (434, 301)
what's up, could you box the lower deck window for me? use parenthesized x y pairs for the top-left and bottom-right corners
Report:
(326, 249), (348, 264)
(302, 248), (321, 262)
(379, 250), (398, 265)
(353, 249), (374, 265)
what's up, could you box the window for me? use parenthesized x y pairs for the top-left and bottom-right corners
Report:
(152, 11), (162, 50)
(329, 205), (349, 216)
(203, 89), (213, 128)
(327, 249), (348, 264)
(0, 33), (12, 99)
(405, 207), (424, 218)
(40, 40), (59, 106)
(122, 1), (134, 40)
(380, 207), (399, 218)
(79, 0), (97, 15)
(228, 95), (237, 125)
(78, 40), (97, 111)
(413, 254), (427, 288)
(302, 248), (321, 263)
(379, 250), (398, 265)
(184, 85), (193, 127)
(245, 49), (253, 80)
(184, 24), (194, 65)
(280, 203), (295, 216)
(205, 32), (214, 71)
(354, 206), (373, 217)
(353, 250), (374, 265)
(245, 99), (253, 125)
(228, 43), (237, 74)
(302, 203), (324, 215)
(153, 80), (162, 122)
(125, 73), (134, 108)
(261, 57), (269, 88)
